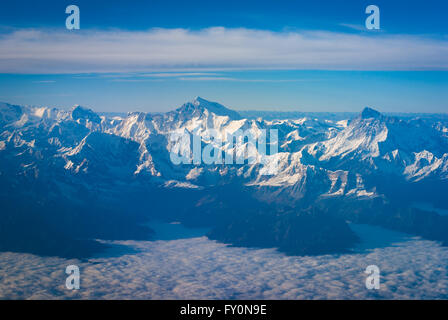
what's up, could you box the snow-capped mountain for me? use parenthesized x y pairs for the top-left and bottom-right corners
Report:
(1, 97), (447, 202)
(1, 97), (448, 257)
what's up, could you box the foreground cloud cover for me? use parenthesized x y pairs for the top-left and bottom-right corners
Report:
(0, 27), (447, 73)
(1, 236), (448, 299)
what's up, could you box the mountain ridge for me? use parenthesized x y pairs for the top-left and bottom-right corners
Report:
(1, 97), (448, 257)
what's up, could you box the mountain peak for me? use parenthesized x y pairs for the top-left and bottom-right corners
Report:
(191, 96), (225, 110)
(360, 107), (382, 119)
(71, 105), (101, 123)
(71, 104), (90, 112)
(192, 96), (207, 106)
(178, 97), (241, 119)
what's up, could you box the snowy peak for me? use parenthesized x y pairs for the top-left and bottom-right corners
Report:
(306, 107), (389, 162)
(1, 99), (447, 208)
(0, 102), (23, 126)
(177, 97), (241, 120)
(71, 105), (101, 124)
(360, 107), (382, 120)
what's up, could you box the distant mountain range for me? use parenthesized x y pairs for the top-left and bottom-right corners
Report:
(1, 97), (448, 257)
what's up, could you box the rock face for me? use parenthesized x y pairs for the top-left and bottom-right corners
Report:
(1, 98), (448, 257)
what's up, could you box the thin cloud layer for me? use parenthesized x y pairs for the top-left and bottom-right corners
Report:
(0, 27), (447, 73)
(1, 237), (448, 299)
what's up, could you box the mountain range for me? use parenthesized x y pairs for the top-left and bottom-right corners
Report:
(1, 97), (448, 257)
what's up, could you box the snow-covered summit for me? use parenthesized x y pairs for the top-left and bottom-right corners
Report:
(71, 105), (101, 124)
(176, 97), (241, 120)
(360, 107), (382, 119)
(1, 98), (447, 206)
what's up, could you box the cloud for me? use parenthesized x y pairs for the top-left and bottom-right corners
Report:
(1, 237), (448, 299)
(0, 27), (447, 73)
(142, 72), (222, 78)
(32, 80), (56, 83)
(177, 77), (310, 82)
(108, 72), (225, 82)
(178, 76), (237, 81)
(339, 23), (375, 32)
(105, 74), (314, 82)
(108, 79), (165, 82)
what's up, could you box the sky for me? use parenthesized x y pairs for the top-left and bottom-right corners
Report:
(0, 0), (447, 113)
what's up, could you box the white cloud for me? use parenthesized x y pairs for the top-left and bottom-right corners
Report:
(177, 77), (309, 82)
(1, 237), (448, 299)
(178, 76), (237, 81)
(0, 27), (447, 73)
(142, 72), (222, 77)
(339, 23), (374, 32)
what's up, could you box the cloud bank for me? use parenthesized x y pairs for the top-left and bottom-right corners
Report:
(1, 237), (448, 299)
(0, 27), (447, 73)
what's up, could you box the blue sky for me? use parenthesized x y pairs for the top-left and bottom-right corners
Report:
(1, 0), (447, 34)
(0, 0), (447, 113)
